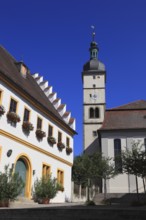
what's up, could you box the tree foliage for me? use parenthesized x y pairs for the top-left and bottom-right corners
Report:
(0, 165), (24, 202)
(72, 153), (117, 200)
(121, 141), (146, 196)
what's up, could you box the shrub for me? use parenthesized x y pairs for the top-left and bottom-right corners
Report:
(85, 200), (96, 206)
(0, 165), (24, 206)
(33, 175), (60, 203)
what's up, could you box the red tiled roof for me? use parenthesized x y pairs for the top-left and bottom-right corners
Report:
(0, 46), (76, 133)
(100, 100), (146, 131)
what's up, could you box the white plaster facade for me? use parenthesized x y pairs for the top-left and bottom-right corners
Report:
(0, 55), (75, 203)
(101, 131), (145, 193)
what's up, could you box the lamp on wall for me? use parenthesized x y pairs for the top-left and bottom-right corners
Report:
(7, 149), (12, 157)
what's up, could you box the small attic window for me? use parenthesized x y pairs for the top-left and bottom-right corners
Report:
(15, 62), (28, 78)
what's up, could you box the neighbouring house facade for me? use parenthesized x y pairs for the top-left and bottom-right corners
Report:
(82, 31), (146, 194)
(0, 46), (76, 203)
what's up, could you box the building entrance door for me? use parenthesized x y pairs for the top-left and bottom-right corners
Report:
(15, 159), (27, 197)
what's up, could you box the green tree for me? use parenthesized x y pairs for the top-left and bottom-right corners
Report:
(89, 153), (117, 199)
(72, 153), (117, 201)
(72, 154), (92, 201)
(121, 141), (146, 200)
(33, 175), (60, 204)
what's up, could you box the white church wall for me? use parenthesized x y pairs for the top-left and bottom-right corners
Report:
(101, 131), (145, 193)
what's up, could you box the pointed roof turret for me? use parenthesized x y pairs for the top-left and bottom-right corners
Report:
(83, 26), (105, 72)
(89, 26), (99, 60)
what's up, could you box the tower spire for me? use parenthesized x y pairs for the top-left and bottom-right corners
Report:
(91, 25), (96, 41)
(90, 25), (99, 60)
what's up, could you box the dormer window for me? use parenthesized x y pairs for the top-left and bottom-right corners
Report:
(15, 62), (28, 78)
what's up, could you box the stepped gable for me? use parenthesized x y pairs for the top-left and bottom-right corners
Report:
(32, 74), (75, 131)
(99, 100), (146, 131)
(0, 45), (76, 132)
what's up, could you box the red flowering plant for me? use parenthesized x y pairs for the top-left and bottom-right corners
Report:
(57, 142), (65, 151)
(22, 121), (34, 132)
(66, 147), (73, 155)
(35, 129), (46, 139)
(0, 105), (5, 116)
(47, 136), (56, 145)
(6, 111), (20, 123)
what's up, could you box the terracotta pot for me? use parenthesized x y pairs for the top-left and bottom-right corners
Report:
(0, 200), (9, 207)
(38, 198), (50, 204)
(42, 198), (50, 204)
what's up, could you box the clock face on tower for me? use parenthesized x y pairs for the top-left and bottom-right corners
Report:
(91, 93), (97, 100)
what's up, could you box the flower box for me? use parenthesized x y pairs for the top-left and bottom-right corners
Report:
(47, 136), (56, 145)
(66, 147), (73, 154)
(0, 105), (5, 116)
(57, 142), (65, 150)
(35, 129), (46, 139)
(22, 121), (34, 132)
(7, 111), (20, 123)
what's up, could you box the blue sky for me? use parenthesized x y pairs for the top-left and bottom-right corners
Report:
(1, 0), (146, 156)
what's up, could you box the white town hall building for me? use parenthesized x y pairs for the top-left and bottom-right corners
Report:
(0, 45), (76, 203)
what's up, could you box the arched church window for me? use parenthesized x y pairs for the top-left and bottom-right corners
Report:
(95, 107), (100, 118)
(144, 138), (146, 151)
(114, 139), (122, 173)
(89, 108), (94, 118)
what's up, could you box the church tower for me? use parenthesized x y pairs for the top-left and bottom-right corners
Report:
(82, 30), (106, 152)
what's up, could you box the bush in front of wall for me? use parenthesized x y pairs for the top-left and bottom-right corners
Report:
(0, 165), (24, 207)
(33, 175), (60, 204)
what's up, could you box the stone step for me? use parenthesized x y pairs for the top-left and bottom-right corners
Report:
(93, 193), (146, 205)
(0, 206), (146, 220)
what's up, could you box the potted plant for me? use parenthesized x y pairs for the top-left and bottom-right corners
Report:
(57, 142), (65, 151)
(0, 105), (5, 116)
(33, 175), (60, 204)
(47, 136), (56, 145)
(0, 165), (24, 207)
(66, 147), (73, 155)
(22, 121), (34, 132)
(35, 129), (46, 139)
(7, 111), (20, 123)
